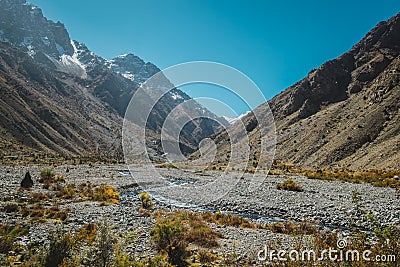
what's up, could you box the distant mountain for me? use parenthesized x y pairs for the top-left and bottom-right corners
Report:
(0, 0), (228, 159)
(201, 13), (400, 170)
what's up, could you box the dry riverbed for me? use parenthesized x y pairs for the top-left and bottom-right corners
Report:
(0, 164), (399, 261)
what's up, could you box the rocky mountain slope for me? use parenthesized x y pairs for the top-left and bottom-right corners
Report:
(0, 40), (123, 158)
(0, 0), (227, 158)
(203, 13), (400, 171)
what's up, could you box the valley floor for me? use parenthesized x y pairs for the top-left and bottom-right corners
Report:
(0, 164), (399, 265)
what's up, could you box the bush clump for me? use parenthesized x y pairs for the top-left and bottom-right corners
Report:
(151, 216), (189, 266)
(276, 179), (304, 192)
(3, 203), (19, 213)
(93, 185), (120, 204)
(152, 210), (222, 266)
(268, 221), (318, 235)
(0, 224), (29, 254)
(139, 192), (154, 210)
(44, 227), (74, 267)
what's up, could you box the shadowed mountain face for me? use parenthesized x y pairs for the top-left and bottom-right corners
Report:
(0, 0), (227, 158)
(205, 14), (400, 170)
(0, 41), (123, 157)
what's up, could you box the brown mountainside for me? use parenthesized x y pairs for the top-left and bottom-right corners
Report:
(205, 13), (400, 171)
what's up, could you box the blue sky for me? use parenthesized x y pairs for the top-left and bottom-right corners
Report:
(30, 0), (400, 117)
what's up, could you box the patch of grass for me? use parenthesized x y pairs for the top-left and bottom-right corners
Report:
(30, 192), (50, 203)
(77, 182), (94, 198)
(185, 218), (222, 248)
(197, 249), (217, 265)
(276, 179), (304, 192)
(0, 224), (29, 254)
(156, 163), (177, 169)
(19, 204), (70, 222)
(52, 182), (119, 204)
(269, 161), (400, 189)
(267, 221), (318, 235)
(203, 211), (260, 229)
(55, 184), (76, 199)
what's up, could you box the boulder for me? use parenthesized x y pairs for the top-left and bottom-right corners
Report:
(21, 171), (34, 188)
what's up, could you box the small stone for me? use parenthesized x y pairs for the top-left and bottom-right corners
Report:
(20, 172), (33, 188)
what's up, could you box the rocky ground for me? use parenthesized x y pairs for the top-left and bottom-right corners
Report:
(0, 164), (399, 261)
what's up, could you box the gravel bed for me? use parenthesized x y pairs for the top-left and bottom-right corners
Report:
(0, 164), (398, 259)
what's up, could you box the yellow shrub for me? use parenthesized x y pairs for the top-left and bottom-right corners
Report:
(93, 185), (120, 204)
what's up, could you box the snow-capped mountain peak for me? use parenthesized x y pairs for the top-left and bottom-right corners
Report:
(105, 53), (160, 83)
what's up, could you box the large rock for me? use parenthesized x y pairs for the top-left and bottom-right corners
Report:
(21, 171), (34, 188)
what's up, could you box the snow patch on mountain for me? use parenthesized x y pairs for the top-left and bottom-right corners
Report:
(170, 91), (184, 100)
(222, 111), (250, 125)
(122, 73), (135, 81)
(51, 40), (87, 78)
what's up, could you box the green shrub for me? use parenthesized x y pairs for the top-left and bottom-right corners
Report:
(135, 254), (173, 267)
(39, 168), (56, 188)
(185, 219), (221, 248)
(151, 216), (188, 266)
(40, 168), (55, 180)
(44, 227), (74, 267)
(156, 163), (177, 169)
(92, 220), (116, 267)
(197, 249), (217, 265)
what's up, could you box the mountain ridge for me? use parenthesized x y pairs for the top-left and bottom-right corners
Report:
(0, 0), (228, 159)
(200, 13), (400, 171)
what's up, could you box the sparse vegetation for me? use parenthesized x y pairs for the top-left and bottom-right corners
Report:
(152, 210), (223, 266)
(156, 163), (177, 169)
(197, 249), (217, 265)
(302, 168), (400, 188)
(93, 185), (120, 204)
(201, 211), (260, 229)
(270, 161), (400, 189)
(276, 179), (304, 192)
(23, 204), (70, 222)
(139, 192), (154, 210)
(30, 192), (50, 202)
(39, 168), (56, 188)
(267, 220), (318, 235)
(0, 224), (29, 254)
(1, 163), (398, 266)
(44, 227), (74, 267)
(3, 203), (19, 213)
(151, 215), (189, 266)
